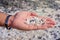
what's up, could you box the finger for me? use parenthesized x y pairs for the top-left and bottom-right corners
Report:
(37, 23), (48, 30)
(38, 16), (56, 28)
(45, 18), (56, 28)
(47, 24), (53, 28)
(30, 12), (38, 16)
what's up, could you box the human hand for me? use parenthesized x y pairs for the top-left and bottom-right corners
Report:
(9, 11), (55, 30)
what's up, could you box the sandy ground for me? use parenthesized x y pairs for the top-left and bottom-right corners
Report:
(0, 0), (60, 40)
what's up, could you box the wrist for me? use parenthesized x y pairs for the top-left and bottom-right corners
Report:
(8, 15), (14, 27)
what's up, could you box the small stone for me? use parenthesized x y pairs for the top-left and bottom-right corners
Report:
(53, 33), (57, 38)
(58, 26), (60, 28)
(42, 38), (46, 40)
(55, 18), (60, 22)
(56, 38), (60, 40)
(44, 30), (48, 32)
(56, 14), (60, 17)
(29, 38), (31, 40)
(8, 34), (10, 36)
(57, 31), (59, 33)
(47, 14), (53, 18)
(38, 36), (42, 39)
(30, 19), (35, 23)
(50, 31), (54, 34)
(42, 10), (46, 13)
(33, 35), (35, 38)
